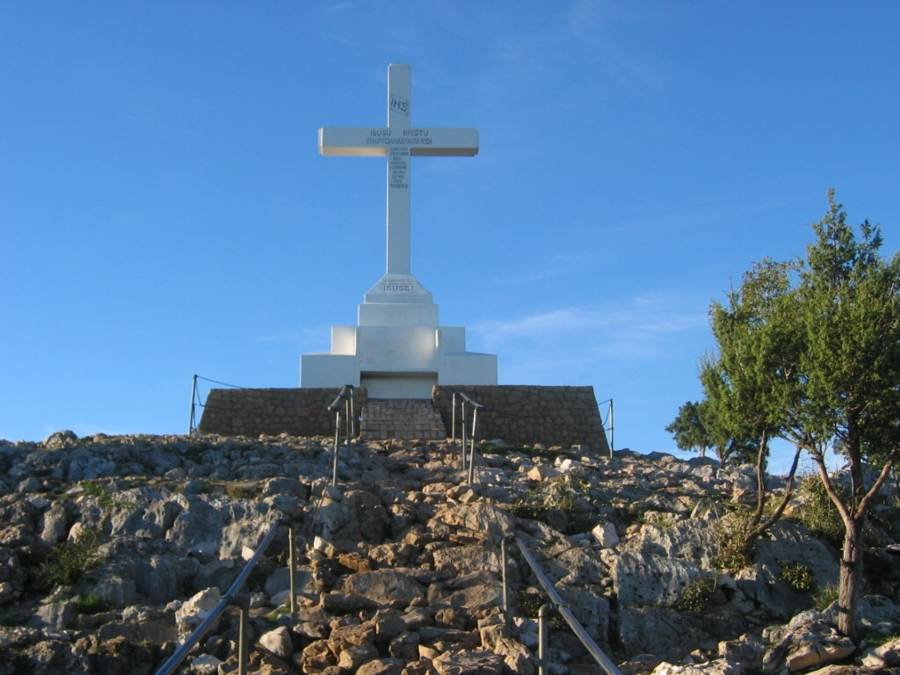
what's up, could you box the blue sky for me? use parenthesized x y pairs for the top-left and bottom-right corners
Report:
(2, 2), (898, 471)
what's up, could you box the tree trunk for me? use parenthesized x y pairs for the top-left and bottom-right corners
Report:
(837, 517), (864, 641)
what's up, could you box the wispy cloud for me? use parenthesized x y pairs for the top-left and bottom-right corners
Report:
(255, 327), (331, 347)
(491, 249), (599, 285)
(471, 291), (708, 364)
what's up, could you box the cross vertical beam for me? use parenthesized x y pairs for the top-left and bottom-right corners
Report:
(318, 64), (478, 278)
(387, 64), (411, 275)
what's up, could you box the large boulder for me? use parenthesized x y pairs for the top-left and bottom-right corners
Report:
(618, 606), (708, 661)
(341, 570), (426, 609)
(433, 649), (506, 675)
(611, 551), (704, 607)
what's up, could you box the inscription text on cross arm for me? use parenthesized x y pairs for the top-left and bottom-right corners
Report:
(319, 127), (478, 157)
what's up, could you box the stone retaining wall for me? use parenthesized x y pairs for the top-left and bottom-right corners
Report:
(198, 385), (610, 454)
(198, 388), (368, 438)
(432, 385), (610, 455)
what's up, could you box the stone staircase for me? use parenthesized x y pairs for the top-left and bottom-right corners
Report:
(359, 398), (447, 441)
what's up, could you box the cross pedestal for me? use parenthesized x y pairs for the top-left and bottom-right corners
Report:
(301, 64), (497, 398)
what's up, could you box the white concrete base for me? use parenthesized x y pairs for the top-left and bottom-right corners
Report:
(301, 275), (497, 398)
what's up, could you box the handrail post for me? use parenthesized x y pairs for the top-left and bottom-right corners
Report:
(609, 398), (614, 455)
(451, 393), (457, 443)
(467, 406), (478, 486)
(348, 385), (355, 440)
(188, 374), (198, 436)
(288, 524), (297, 619)
(460, 402), (468, 471)
(332, 410), (341, 486)
(514, 536), (624, 675)
(501, 538), (509, 619)
(153, 521), (286, 675)
(539, 604), (553, 675)
(345, 397), (351, 444)
(238, 601), (249, 675)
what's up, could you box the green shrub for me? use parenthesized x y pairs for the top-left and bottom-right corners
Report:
(82, 480), (134, 512)
(814, 582), (840, 611)
(780, 563), (815, 592)
(712, 510), (752, 572)
(796, 475), (844, 546)
(508, 497), (546, 520)
(675, 575), (718, 614)
(510, 470), (590, 520)
(38, 528), (101, 588)
(73, 594), (112, 615)
(224, 482), (259, 500)
(512, 588), (568, 631)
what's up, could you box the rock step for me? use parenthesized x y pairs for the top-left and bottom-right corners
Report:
(359, 398), (447, 441)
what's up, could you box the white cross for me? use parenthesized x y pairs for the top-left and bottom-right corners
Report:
(319, 63), (479, 277)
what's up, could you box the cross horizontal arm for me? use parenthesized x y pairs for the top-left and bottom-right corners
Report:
(319, 127), (479, 157)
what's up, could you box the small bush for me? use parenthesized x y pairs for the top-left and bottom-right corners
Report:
(224, 483), (259, 500)
(814, 582), (840, 611)
(512, 589), (568, 631)
(73, 594), (112, 615)
(796, 475), (844, 546)
(781, 563), (815, 592)
(713, 510), (752, 572)
(82, 480), (134, 512)
(860, 628), (900, 647)
(510, 470), (590, 521)
(675, 575), (718, 614)
(508, 498), (545, 520)
(38, 528), (101, 588)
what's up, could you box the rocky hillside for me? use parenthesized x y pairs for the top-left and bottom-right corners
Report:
(1, 432), (899, 675)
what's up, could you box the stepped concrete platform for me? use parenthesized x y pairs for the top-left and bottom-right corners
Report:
(360, 398), (447, 441)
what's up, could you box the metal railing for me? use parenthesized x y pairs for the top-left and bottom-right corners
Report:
(187, 374), (245, 436)
(599, 397), (614, 457)
(154, 520), (298, 675)
(328, 385), (356, 486)
(514, 536), (622, 675)
(450, 392), (487, 484)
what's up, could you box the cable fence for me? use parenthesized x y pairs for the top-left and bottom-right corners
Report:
(188, 374), (246, 436)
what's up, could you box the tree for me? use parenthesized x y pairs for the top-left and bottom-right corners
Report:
(666, 401), (711, 457)
(700, 258), (805, 555)
(785, 191), (900, 640)
(666, 399), (757, 464)
(696, 190), (900, 640)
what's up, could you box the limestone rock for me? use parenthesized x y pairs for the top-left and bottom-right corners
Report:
(259, 625), (294, 659)
(357, 657), (406, 675)
(175, 587), (222, 632)
(786, 640), (855, 672)
(618, 606), (708, 663)
(432, 545), (501, 577)
(433, 649), (506, 675)
(650, 660), (738, 675)
(717, 633), (765, 672)
(39, 499), (73, 544)
(300, 639), (336, 671)
(591, 522), (619, 549)
(339, 643), (381, 670)
(861, 636), (900, 668)
(188, 653), (222, 674)
(329, 622), (375, 654)
(611, 551), (703, 607)
(323, 592), (378, 614)
(342, 570), (426, 609)
(527, 465), (559, 481)
(762, 619), (856, 674)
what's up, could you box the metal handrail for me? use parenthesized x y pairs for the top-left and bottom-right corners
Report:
(155, 520), (298, 675)
(514, 536), (622, 675)
(450, 392), (487, 484)
(328, 385), (355, 485)
(598, 397), (614, 456)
